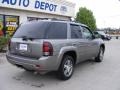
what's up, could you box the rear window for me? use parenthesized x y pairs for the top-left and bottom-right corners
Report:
(13, 22), (67, 39)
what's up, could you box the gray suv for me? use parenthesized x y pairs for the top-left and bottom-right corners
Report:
(6, 20), (105, 80)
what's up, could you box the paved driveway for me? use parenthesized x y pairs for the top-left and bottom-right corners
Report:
(0, 39), (120, 90)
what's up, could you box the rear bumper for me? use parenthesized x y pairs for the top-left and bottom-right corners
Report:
(6, 52), (59, 72)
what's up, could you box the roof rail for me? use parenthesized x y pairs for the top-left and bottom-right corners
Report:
(27, 18), (81, 23)
(42, 18), (71, 21)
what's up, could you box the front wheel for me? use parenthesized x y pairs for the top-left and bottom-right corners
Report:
(57, 55), (74, 80)
(95, 47), (104, 62)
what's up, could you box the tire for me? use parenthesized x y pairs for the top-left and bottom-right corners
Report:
(57, 55), (74, 80)
(95, 47), (104, 62)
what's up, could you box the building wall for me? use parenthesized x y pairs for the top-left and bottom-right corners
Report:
(0, 0), (75, 36)
(0, 8), (70, 24)
(0, 7), (70, 36)
(0, 0), (75, 17)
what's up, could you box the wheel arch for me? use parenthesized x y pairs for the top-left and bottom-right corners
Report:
(63, 51), (77, 65)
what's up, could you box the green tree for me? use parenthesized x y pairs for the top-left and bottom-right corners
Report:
(76, 7), (97, 31)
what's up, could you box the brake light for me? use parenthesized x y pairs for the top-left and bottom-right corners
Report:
(43, 42), (53, 56)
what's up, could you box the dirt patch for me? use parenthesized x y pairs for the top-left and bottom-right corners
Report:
(31, 83), (45, 88)
(13, 76), (45, 88)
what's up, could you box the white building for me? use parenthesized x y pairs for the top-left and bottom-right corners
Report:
(0, 0), (75, 36)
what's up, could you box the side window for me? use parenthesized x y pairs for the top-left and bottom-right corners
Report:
(82, 27), (93, 39)
(70, 24), (82, 39)
(46, 22), (67, 39)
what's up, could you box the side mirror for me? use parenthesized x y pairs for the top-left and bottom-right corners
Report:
(93, 32), (101, 39)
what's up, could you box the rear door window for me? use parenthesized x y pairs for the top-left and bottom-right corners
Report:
(70, 24), (82, 39)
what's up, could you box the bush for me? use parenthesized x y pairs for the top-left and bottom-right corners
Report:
(0, 35), (10, 52)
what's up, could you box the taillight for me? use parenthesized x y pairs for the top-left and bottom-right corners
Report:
(43, 42), (53, 56)
(8, 40), (11, 51)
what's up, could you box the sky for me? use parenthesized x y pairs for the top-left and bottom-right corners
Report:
(66, 0), (120, 29)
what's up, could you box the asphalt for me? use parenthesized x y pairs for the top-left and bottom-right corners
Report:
(0, 39), (120, 90)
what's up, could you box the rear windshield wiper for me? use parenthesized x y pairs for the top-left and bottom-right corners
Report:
(22, 36), (34, 41)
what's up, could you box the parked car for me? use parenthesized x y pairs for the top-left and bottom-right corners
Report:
(6, 20), (105, 80)
(94, 31), (111, 40)
(106, 34), (112, 40)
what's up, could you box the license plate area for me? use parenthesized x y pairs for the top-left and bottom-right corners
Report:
(19, 44), (28, 51)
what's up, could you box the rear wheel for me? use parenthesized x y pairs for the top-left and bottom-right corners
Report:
(57, 55), (74, 80)
(95, 47), (104, 62)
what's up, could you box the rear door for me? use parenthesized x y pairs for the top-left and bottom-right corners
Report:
(70, 24), (88, 62)
(81, 26), (98, 59)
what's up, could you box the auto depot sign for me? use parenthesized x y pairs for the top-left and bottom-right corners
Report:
(0, 0), (75, 17)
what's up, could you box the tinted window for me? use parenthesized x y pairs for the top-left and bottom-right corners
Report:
(45, 22), (67, 39)
(70, 24), (82, 39)
(82, 26), (93, 39)
(13, 22), (67, 39)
